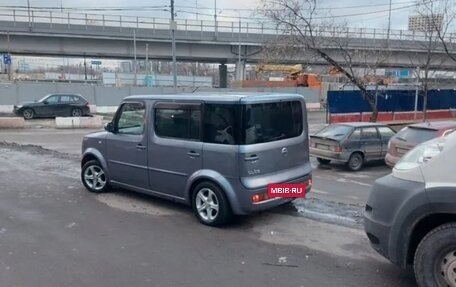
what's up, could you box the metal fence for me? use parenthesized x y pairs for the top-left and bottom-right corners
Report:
(0, 8), (453, 43)
(328, 89), (456, 114)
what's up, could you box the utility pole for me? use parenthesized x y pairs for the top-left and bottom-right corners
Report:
(195, 0), (198, 21)
(214, 0), (218, 38)
(133, 30), (137, 86)
(27, 0), (31, 31)
(414, 66), (420, 120)
(238, 16), (242, 81)
(84, 55), (87, 81)
(171, 0), (177, 91)
(145, 43), (149, 73)
(387, 0), (392, 43)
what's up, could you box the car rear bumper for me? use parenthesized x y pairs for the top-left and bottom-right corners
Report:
(230, 174), (312, 215)
(385, 153), (399, 168)
(310, 147), (348, 162)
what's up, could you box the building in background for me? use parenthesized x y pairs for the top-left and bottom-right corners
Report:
(119, 61), (132, 73)
(408, 14), (443, 32)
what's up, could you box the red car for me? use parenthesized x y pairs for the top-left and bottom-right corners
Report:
(385, 120), (456, 167)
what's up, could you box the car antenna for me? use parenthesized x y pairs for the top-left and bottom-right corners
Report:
(191, 86), (200, 93)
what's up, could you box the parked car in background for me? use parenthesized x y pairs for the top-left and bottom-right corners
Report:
(365, 131), (456, 287)
(80, 93), (312, 226)
(310, 122), (396, 171)
(385, 121), (456, 167)
(13, 94), (90, 120)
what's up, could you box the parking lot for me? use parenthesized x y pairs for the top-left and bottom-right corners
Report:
(0, 110), (416, 287)
(0, 140), (414, 287)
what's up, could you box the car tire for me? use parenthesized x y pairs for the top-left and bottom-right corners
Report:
(317, 158), (331, 165)
(347, 152), (364, 171)
(414, 223), (456, 287)
(22, 108), (34, 120)
(81, 160), (110, 193)
(71, 108), (82, 117)
(192, 181), (232, 227)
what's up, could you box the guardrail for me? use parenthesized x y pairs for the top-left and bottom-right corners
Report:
(0, 8), (453, 43)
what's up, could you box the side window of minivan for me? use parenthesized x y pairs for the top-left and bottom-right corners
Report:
(154, 105), (201, 141)
(115, 102), (145, 135)
(203, 104), (238, 145)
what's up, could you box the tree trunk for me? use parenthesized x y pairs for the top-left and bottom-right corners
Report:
(317, 50), (378, 122)
(423, 83), (428, 122)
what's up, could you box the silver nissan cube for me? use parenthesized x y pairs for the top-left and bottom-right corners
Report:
(81, 93), (312, 226)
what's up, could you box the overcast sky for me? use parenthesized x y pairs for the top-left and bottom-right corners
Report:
(0, 0), (420, 30)
(0, 0), (429, 69)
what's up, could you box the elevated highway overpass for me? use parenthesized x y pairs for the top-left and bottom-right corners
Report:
(1, 9), (456, 84)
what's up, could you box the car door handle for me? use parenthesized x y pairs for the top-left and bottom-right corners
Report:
(136, 144), (146, 150)
(244, 155), (259, 161)
(187, 151), (200, 157)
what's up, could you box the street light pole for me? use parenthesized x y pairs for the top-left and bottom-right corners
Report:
(238, 17), (242, 81)
(214, 0), (218, 38)
(27, 0), (31, 31)
(133, 30), (137, 86)
(171, 0), (177, 91)
(145, 43), (149, 73)
(414, 67), (420, 120)
(387, 0), (392, 43)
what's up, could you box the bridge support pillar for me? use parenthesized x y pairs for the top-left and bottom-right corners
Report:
(218, 64), (227, 88)
(235, 60), (245, 81)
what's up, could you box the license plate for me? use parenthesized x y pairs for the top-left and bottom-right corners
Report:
(317, 144), (329, 150)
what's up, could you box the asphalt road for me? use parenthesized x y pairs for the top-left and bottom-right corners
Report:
(0, 124), (390, 207)
(0, 144), (416, 287)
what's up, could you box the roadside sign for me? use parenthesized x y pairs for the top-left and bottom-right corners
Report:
(91, 60), (102, 65)
(3, 54), (11, 65)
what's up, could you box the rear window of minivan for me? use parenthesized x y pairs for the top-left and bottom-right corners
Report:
(202, 101), (303, 145)
(242, 101), (303, 144)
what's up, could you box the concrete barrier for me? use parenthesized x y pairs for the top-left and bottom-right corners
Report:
(0, 105), (14, 113)
(56, 116), (104, 129)
(0, 117), (25, 128)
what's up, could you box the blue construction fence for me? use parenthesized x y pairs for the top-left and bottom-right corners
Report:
(328, 89), (456, 114)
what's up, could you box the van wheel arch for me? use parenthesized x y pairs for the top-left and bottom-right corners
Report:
(81, 153), (99, 168)
(190, 179), (233, 226)
(189, 178), (226, 206)
(407, 214), (456, 266)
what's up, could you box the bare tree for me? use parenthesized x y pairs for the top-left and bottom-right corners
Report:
(426, 0), (456, 62)
(410, 0), (452, 121)
(259, 0), (388, 122)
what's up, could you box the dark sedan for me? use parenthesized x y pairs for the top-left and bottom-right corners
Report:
(310, 122), (396, 171)
(13, 94), (91, 120)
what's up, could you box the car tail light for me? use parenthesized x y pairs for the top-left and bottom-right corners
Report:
(330, 145), (342, 153)
(252, 192), (269, 203)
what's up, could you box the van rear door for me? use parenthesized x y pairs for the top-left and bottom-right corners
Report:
(238, 99), (311, 189)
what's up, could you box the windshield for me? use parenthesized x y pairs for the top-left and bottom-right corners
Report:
(314, 125), (353, 140)
(38, 95), (50, 102)
(395, 127), (437, 144)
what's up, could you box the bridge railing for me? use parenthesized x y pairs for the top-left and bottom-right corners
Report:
(0, 8), (454, 43)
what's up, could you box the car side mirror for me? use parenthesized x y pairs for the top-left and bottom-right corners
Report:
(104, 122), (115, 133)
(43, 100), (48, 105)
